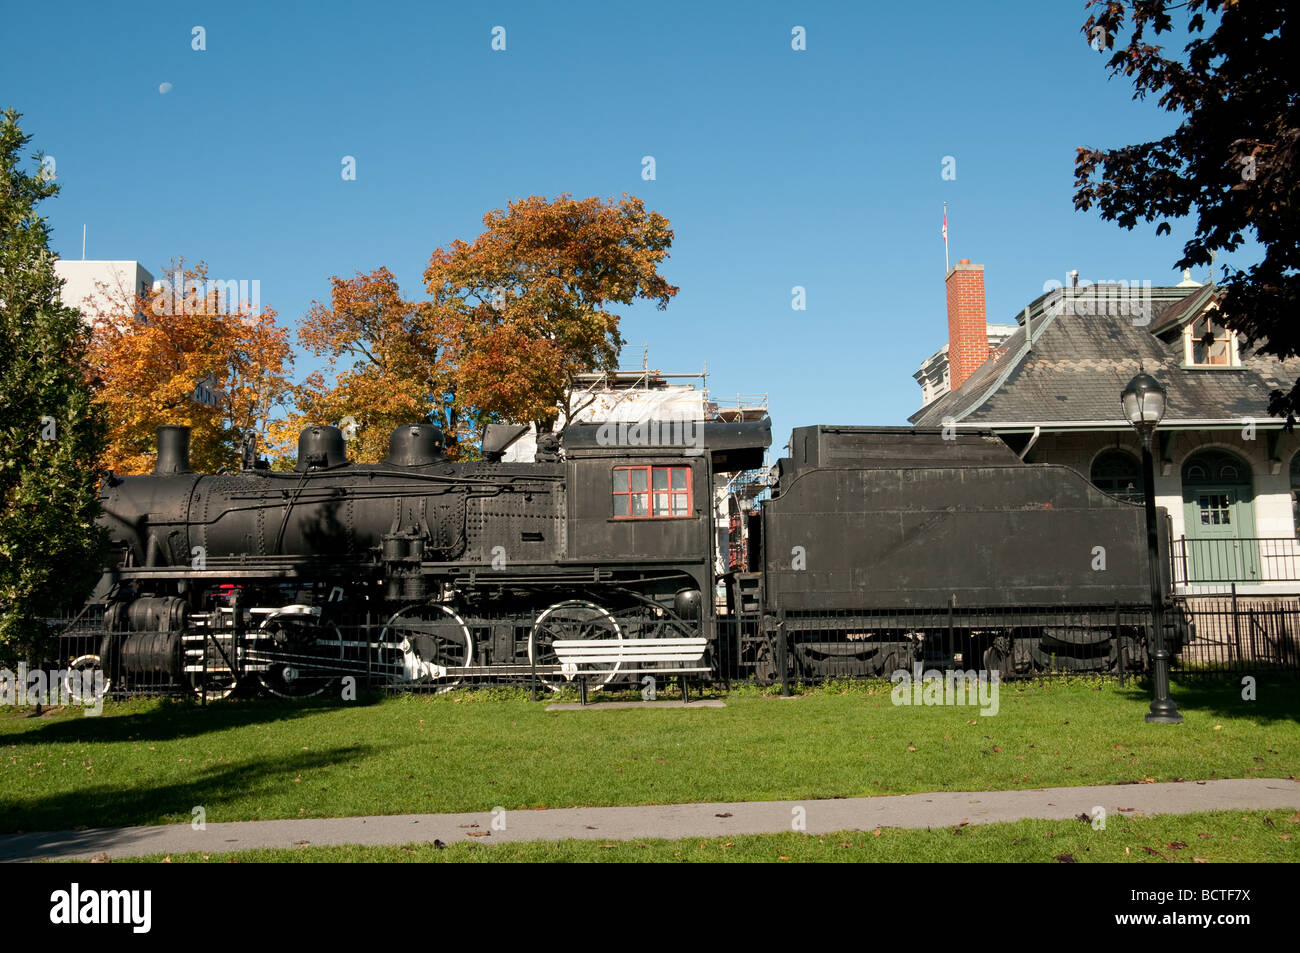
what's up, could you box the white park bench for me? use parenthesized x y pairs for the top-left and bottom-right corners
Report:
(552, 637), (710, 705)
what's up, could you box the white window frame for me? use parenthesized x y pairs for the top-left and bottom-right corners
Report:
(1183, 307), (1241, 368)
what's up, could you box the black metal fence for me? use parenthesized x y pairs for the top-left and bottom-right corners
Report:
(1172, 536), (1300, 587)
(23, 594), (1298, 707)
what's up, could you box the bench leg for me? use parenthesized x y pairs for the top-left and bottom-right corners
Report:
(680, 674), (689, 704)
(580, 678), (588, 706)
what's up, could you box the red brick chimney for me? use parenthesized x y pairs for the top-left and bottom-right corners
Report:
(946, 259), (987, 392)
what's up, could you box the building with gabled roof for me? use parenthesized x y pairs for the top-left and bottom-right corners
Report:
(911, 262), (1300, 596)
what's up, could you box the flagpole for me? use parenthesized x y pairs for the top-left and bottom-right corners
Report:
(943, 202), (949, 272)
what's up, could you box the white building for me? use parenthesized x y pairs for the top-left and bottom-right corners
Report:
(53, 260), (154, 319)
(913, 324), (1018, 407)
(54, 258), (221, 407)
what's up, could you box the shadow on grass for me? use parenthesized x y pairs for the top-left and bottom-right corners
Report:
(1116, 674), (1300, 725)
(0, 743), (378, 848)
(0, 688), (386, 747)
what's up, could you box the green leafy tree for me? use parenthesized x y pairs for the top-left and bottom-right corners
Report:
(1074, 1), (1299, 415)
(0, 108), (107, 664)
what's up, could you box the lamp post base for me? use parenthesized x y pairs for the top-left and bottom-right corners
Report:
(1146, 701), (1184, 725)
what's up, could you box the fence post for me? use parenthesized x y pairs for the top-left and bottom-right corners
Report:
(775, 614), (791, 697)
(201, 628), (207, 708)
(230, 588), (243, 684)
(1115, 601), (1124, 687)
(1230, 582), (1241, 665)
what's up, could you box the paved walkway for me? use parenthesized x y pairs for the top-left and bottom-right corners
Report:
(3, 778), (1296, 862)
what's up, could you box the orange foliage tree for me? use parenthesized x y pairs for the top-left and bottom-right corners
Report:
(85, 261), (294, 473)
(423, 194), (678, 432)
(288, 267), (460, 463)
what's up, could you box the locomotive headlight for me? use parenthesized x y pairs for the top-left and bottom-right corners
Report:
(1120, 371), (1167, 441)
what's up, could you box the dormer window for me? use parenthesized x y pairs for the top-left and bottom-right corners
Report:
(1185, 313), (1240, 367)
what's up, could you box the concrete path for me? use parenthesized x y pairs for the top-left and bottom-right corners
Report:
(2, 778), (1296, 862)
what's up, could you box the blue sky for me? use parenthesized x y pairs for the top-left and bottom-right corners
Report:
(1, 0), (1230, 450)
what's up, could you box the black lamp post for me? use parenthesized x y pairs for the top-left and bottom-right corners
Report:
(1120, 372), (1183, 724)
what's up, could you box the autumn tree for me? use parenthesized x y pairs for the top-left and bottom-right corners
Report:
(423, 194), (678, 433)
(1074, 1), (1300, 415)
(289, 267), (461, 463)
(86, 260), (294, 473)
(0, 108), (107, 661)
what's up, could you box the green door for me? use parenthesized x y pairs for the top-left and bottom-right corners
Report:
(1182, 449), (1260, 584)
(1184, 489), (1259, 582)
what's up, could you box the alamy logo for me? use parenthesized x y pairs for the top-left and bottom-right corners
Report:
(1041, 276), (1152, 324)
(890, 664), (1000, 716)
(595, 415), (704, 456)
(151, 269), (261, 317)
(50, 884), (151, 933)
(1, 664), (104, 716)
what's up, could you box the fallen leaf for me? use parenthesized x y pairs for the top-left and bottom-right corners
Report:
(465, 831), (490, 837)
(1054, 853), (1077, 863)
(715, 812), (733, 818)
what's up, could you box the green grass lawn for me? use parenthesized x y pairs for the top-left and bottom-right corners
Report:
(2, 676), (1296, 835)
(111, 809), (1300, 863)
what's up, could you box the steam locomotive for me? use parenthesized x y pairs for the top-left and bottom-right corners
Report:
(72, 417), (1184, 698)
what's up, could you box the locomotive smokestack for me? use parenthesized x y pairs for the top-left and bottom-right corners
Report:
(153, 426), (193, 475)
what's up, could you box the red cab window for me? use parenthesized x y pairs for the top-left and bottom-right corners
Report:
(612, 466), (692, 518)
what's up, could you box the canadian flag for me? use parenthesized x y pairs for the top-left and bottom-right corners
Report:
(942, 208), (948, 243)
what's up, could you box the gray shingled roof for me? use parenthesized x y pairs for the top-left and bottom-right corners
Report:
(910, 285), (1300, 428)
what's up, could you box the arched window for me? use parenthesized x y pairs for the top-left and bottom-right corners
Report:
(1090, 449), (1144, 503)
(1182, 449), (1250, 486)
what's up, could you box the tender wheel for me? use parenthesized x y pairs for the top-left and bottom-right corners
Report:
(62, 655), (110, 706)
(528, 600), (624, 692)
(381, 604), (474, 691)
(255, 609), (345, 699)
